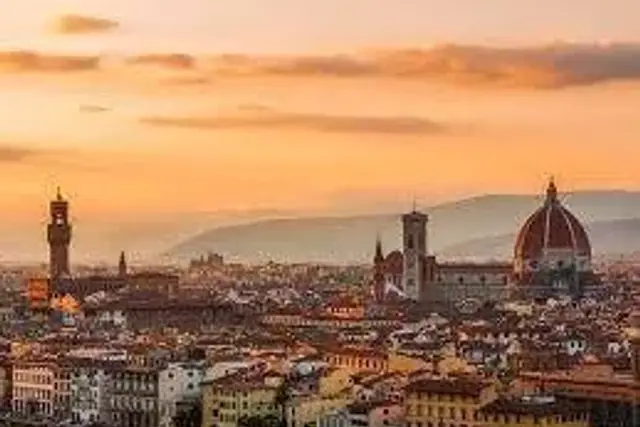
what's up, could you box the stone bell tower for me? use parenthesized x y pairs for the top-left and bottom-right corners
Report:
(402, 209), (428, 301)
(47, 187), (72, 282)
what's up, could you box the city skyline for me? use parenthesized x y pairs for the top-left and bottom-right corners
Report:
(2, 6), (640, 427)
(1, 1), (640, 222)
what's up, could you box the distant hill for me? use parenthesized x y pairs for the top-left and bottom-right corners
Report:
(165, 190), (640, 264)
(440, 218), (640, 259)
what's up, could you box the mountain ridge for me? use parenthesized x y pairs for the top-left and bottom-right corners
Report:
(165, 190), (640, 264)
(440, 217), (640, 260)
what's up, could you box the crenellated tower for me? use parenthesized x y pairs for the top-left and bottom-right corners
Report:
(47, 187), (72, 282)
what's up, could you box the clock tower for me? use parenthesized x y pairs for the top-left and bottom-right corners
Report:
(402, 209), (428, 301)
(47, 187), (72, 283)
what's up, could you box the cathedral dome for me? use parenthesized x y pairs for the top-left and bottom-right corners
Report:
(514, 179), (591, 262)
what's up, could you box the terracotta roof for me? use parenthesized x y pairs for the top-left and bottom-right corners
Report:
(405, 377), (491, 397)
(481, 396), (588, 417)
(514, 181), (591, 260)
(438, 263), (512, 273)
(347, 400), (397, 415)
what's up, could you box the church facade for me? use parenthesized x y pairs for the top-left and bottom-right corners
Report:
(372, 179), (596, 306)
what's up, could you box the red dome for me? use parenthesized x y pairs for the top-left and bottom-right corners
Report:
(514, 180), (591, 260)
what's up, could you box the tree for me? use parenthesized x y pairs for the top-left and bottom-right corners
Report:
(274, 377), (293, 427)
(238, 414), (280, 427)
(172, 403), (202, 427)
(238, 415), (263, 427)
(25, 399), (39, 417)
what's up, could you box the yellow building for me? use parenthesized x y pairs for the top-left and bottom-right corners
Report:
(201, 372), (281, 427)
(322, 347), (389, 373)
(318, 367), (352, 397)
(286, 395), (347, 427)
(478, 396), (590, 427)
(388, 354), (428, 374)
(405, 376), (497, 427)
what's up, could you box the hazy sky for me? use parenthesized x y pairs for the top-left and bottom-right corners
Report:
(1, 0), (640, 222)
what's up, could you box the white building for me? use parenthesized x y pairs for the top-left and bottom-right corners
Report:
(317, 408), (349, 427)
(204, 359), (266, 382)
(68, 348), (128, 362)
(70, 360), (118, 425)
(94, 308), (127, 328)
(12, 362), (58, 417)
(158, 362), (205, 427)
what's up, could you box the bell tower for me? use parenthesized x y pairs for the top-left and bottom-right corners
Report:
(373, 236), (385, 303)
(402, 209), (428, 301)
(47, 187), (72, 281)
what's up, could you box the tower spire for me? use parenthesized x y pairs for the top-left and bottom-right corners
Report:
(56, 186), (63, 201)
(375, 234), (383, 262)
(546, 176), (558, 203)
(118, 251), (127, 278)
(373, 234), (385, 303)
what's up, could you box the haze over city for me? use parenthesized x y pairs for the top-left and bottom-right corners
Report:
(1, 0), (640, 262)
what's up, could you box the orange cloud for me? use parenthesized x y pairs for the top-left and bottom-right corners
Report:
(52, 14), (119, 35)
(0, 146), (38, 163)
(128, 53), (195, 69)
(2, 44), (640, 88)
(139, 105), (448, 135)
(160, 76), (210, 85)
(0, 51), (99, 72)
(0, 145), (76, 165)
(206, 44), (640, 88)
(0, 144), (113, 175)
(79, 105), (111, 114)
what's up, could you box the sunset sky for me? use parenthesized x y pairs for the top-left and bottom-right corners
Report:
(2, 0), (640, 223)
